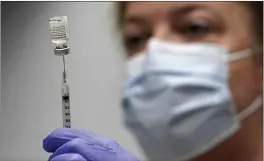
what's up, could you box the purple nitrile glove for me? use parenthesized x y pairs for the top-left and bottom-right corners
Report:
(43, 128), (141, 161)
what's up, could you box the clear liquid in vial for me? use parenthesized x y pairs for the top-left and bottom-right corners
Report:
(49, 16), (69, 45)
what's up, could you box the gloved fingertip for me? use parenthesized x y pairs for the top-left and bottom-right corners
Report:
(50, 153), (86, 161)
(43, 127), (70, 152)
(43, 136), (52, 152)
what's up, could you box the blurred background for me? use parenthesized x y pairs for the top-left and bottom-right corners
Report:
(1, 2), (145, 161)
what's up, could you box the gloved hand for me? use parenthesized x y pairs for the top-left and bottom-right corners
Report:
(43, 128), (140, 161)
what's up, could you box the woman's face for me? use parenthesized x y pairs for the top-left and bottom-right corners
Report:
(122, 1), (261, 116)
(122, 2), (262, 160)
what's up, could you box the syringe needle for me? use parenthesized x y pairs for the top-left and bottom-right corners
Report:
(63, 55), (66, 73)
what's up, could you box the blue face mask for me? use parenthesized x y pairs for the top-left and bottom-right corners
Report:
(122, 38), (262, 161)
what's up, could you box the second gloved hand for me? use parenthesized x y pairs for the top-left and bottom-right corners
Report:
(43, 128), (140, 161)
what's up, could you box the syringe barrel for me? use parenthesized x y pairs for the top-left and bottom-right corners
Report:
(61, 71), (71, 128)
(62, 93), (71, 128)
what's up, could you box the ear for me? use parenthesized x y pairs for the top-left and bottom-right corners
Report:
(260, 67), (263, 93)
(259, 59), (263, 93)
(254, 47), (262, 64)
(254, 47), (263, 66)
(252, 45), (263, 93)
(254, 49), (263, 93)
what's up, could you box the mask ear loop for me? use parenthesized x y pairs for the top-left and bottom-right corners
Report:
(230, 48), (263, 120)
(229, 49), (253, 62)
(229, 47), (264, 62)
(237, 96), (262, 121)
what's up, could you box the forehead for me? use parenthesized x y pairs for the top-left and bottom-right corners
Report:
(124, 2), (248, 20)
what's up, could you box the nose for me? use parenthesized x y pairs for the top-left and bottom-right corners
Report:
(152, 22), (181, 42)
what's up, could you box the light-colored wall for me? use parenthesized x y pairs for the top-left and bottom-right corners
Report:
(1, 2), (145, 160)
(0, 2), (2, 157)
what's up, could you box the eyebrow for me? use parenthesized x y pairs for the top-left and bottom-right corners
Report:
(123, 16), (149, 28)
(123, 3), (219, 26)
(170, 4), (220, 20)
